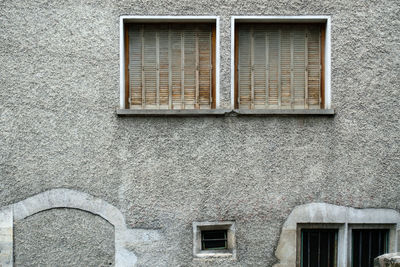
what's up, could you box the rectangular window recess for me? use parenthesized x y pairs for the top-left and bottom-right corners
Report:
(351, 229), (389, 267)
(201, 230), (228, 250)
(301, 229), (338, 267)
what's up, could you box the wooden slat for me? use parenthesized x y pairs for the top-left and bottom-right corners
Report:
(128, 24), (143, 108)
(293, 25), (306, 109)
(211, 24), (216, 109)
(234, 25), (239, 109)
(320, 24), (325, 109)
(124, 24), (130, 108)
(307, 25), (321, 109)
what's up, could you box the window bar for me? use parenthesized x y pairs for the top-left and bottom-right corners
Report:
(195, 27), (199, 109)
(181, 31), (185, 109)
(278, 28), (282, 108)
(378, 231), (381, 253)
(290, 30), (294, 108)
(250, 26), (255, 109)
(318, 231), (321, 266)
(368, 231), (372, 264)
(307, 231), (310, 267)
(359, 231), (362, 267)
(141, 25), (145, 108)
(304, 27), (309, 109)
(265, 31), (269, 108)
(327, 231), (331, 266)
(156, 30), (160, 108)
(168, 25), (172, 109)
(301, 231), (304, 267)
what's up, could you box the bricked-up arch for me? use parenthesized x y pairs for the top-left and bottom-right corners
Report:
(0, 188), (160, 267)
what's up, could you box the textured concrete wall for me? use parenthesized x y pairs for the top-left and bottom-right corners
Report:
(14, 208), (114, 267)
(0, 0), (399, 266)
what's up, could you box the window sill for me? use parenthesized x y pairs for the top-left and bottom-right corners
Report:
(194, 251), (234, 258)
(116, 109), (335, 116)
(233, 109), (335, 116)
(116, 109), (231, 116)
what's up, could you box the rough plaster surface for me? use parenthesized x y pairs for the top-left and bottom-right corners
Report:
(0, 0), (399, 266)
(14, 208), (115, 267)
(0, 188), (161, 266)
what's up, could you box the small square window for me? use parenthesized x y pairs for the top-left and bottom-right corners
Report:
(193, 221), (236, 258)
(201, 230), (227, 250)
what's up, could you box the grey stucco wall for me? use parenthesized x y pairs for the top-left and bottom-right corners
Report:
(14, 208), (114, 266)
(0, 0), (399, 266)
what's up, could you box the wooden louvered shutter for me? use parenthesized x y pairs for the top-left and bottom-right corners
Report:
(236, 24), (324, 109)
(126, 23), (214, 109)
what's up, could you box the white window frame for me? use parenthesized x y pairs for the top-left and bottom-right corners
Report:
(119, 16), (220, 109)
(230, 15), (332, 110)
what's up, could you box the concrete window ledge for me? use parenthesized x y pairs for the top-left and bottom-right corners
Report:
(116, 109), (231, 116)
(116, 109), (335, 116)
(234, 109), (335, 115)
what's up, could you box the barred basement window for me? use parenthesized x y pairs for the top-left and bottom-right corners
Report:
(201, 230), (227, 250)
(193, 221), (236, 258)
(235, 22), (326, 109)
(300, 228), (338, 267)
(124, 22), (216, 110)
(351, 229), (389, 267)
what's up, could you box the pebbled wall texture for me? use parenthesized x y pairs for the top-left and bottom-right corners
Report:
(14, 208), (114, 267)
(0, 0), (399, 266)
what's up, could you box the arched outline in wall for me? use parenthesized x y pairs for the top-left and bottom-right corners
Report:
(273, 203), (400, 267)
(0, 188), (160, 267)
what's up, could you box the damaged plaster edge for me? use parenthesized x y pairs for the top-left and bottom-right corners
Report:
(0, 188), (162, 267)
(274, 203), (400, 267)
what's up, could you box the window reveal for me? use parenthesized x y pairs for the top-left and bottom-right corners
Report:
(125, 23), (215, 110)
(235, 23), (325, 109)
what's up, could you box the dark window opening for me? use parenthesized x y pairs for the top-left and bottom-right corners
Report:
(301, 229), (338, 267)
(352, 229), (389, 267)
(201, 230), (227, 250)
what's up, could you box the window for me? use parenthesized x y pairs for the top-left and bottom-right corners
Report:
(201, 230), (227, 250)
(121, 17), (218, 110)
(192, 221), (236, 258)
(300, 229), (338, 267)
(351, 228), (390, 267)
(232, 16), (331, 111)
(274, 203), (400, 267)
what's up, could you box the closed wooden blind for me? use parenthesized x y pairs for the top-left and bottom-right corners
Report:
(127, 23), (214, 109)
(236, 24), (323, 109)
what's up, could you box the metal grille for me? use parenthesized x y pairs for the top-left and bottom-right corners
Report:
(301, 229), (338, 267)
(201, 230), (227, 250)
(352, 229), (389, 267)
